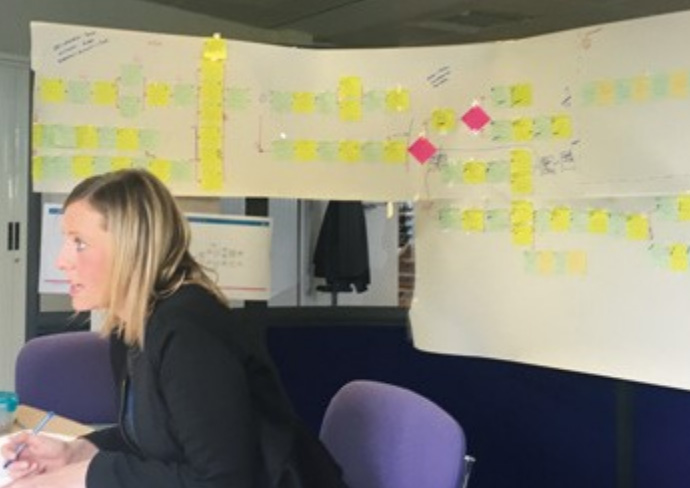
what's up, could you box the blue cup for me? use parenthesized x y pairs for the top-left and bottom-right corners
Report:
(0, 391), (18, 434)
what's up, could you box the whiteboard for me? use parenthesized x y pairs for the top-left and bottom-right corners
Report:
(39, 204), (271, 301)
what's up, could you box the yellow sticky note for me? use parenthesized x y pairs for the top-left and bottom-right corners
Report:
(670, 244), (688, 271)
(200, 58), (224, 82)
(32, 156), (44, 181)
(116, 128), (139, 151)
(512, 226), (534, 246)
(111, 157), (133, 170)
(588, 209), (609, 234)
(510, 149), (533, 195)
(339, 99), (362, 122)
(383, 140), (406, 164)
(198, 126), (222, 149)
(338, 140), (361, 163)
(550, 207), (571, 232)
(146, 82), (171, 107)
(512, 118), (533, 141)
(203, 36), (227, 61)
(596, 80), (615, 105)
(200, 102), (223, 123)
(567, 251), (587, 275)
(462, 161), (487, 184)
(200, 158), (223, 191)
(511, 200), (534, 246)
(551, 115), (572, 139)
(626, 214), (650, 241)
(461, 209), (485, 232)
(677, 195), (690, 221)
(72, 156), (94, 178)
(338, 77), (363, 100)
(91, 81), (118, 106)
(294, 140), (318, 161)
(511, 200), (534, 226)
(669, 71), (688, 98)
(537, 251), (555, 275)
(76, 126), (99, 149)
(200, 83), (223, 104)
(385, 87), (410, 112)
(149, 159), (171, 182)
(39, 78), (66, 103)
(292, 92), (316, 114)
(511, 83), (533, 107)
(431, 109), (456, 133)
(632, 75), (651, 102)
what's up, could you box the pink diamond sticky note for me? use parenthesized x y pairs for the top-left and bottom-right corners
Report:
(461, 105), (491, 132)
(408, 136), (437, 164)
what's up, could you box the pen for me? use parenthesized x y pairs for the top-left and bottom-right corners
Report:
(2, 411), (55, 470)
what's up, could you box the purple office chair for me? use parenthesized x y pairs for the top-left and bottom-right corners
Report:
(320, 380), (474, 488)
(15, 331), (118, 425)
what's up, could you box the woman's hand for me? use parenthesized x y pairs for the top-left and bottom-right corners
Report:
(1, 433), (98, 480)
(5, 460), (90, 488)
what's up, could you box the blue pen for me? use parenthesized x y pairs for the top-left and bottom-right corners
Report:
(2, 411), (55, 470)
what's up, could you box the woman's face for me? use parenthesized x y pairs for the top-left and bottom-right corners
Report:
(56, 199), (113, 312)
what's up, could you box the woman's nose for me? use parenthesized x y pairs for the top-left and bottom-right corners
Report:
(55, 242), (72, 270)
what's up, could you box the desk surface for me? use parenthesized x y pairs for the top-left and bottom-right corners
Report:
(12, 406), (93, 437)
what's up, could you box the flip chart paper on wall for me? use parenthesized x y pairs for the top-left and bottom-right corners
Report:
(31, 13), (690, 200)
(39, 204), (271, 301)
(411, 197), (690, 390)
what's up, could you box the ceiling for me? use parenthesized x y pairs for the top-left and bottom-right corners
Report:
(138, 0), (690, 47)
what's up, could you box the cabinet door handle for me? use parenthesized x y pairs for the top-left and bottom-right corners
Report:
(7, 222), (13, 251)
(13, 222), (19, 251)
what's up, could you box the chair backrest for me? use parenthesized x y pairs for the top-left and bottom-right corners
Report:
(319, 380), (469, 488)
(15, 331), (118, 425)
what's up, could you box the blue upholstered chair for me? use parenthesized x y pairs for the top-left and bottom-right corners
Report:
(15, 331), (117, 425)
(320, 380), (474, 488)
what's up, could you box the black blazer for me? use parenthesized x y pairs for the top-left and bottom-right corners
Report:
(84, 285), (345, 488)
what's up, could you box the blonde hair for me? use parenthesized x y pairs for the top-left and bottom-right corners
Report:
(64, 169), (228, 347)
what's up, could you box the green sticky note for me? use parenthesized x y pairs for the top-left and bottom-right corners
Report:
(226, 87), (250, 110)
(580, 82), (597, 106)
(361, 141), (383, 162)
(173, 84), (196, 107)
(608, 212), (626, 237)
(486, 160), (510, 183)
(317, 141), (339, 162)
(489, 120), (512, 142)
(120, 64), (143, 87)
(272, 139), (293, 160)
(170, 160), (194, 181)
(652, 73), (670, 99)
(119, 96), (142, 118)
(315, 92), (337, 115)
(98, 127), (117, 149)
(362, 90), (384, 112)
(270, 92), (292, 113)
(655, 196), (678, 220)
(485, 209), (510, 231)
(67, 80), (90, 104)
(139, 129), (159, 151)
(490, 85), (509, 107)
(615, 79), (632, 103)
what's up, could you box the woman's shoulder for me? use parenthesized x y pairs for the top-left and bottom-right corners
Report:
(146, 285), (232, 342)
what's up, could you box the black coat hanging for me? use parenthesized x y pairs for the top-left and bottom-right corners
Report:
(313, 201), (371, 304)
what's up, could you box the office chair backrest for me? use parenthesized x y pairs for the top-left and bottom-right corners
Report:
(319, 380), (470, 488)
(15, 331), (117, 425)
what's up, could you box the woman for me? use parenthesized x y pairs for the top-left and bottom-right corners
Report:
(1, 169), (346, 488)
